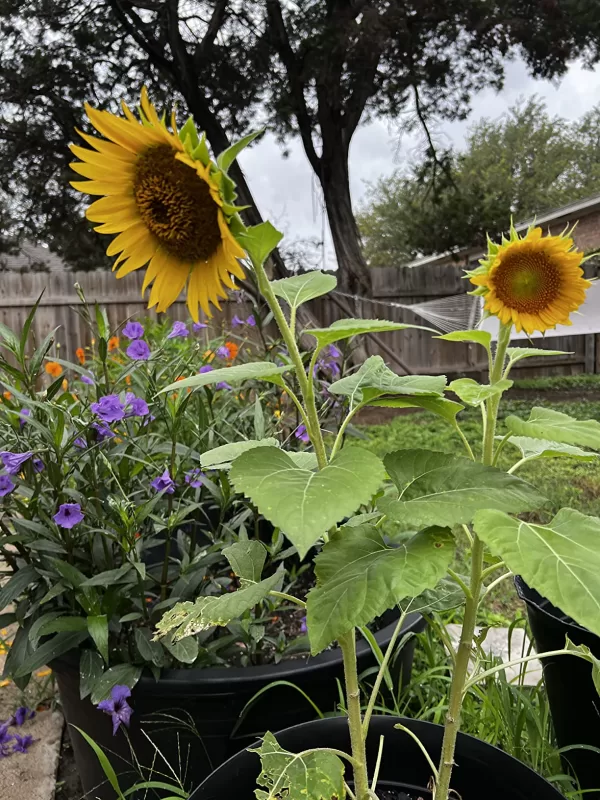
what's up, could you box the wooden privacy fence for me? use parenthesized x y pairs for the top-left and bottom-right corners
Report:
(2, 263), (600, 378)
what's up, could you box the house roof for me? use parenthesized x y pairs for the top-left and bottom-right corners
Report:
(404, 192), (600, 270)
(0, 241), (67, 272)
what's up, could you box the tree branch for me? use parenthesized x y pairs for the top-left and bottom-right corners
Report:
(195, 0), (228, 66)
(108, 0), (176, 79)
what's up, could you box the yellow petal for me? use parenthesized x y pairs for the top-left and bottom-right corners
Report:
(86, 195), (138, 222)
(142, 248), (170, 293)
(106, 223), (149, 256)
(73, 132), (136, 163)
(71, 180), (132, 196)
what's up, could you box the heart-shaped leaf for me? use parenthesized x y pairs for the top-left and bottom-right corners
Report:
(506, 347), (570, 366)
(230, 446), (386, 557)
(474, 508), (600, 638)
(449, 378), (513, 406)
(271, 271), (336, 309)
(305, 319), (430, 349)
(307, 524), (454, 653)
(379, 449), (547, 529)
(161, 362), (292, 394)
(239, 221), (283, 266)
(505, 436), (598, 463)
(505, 407), (600, 450)
(201, 438), (279, 470)
(329, 355), (446, 405)
(370, 396), (464, 425)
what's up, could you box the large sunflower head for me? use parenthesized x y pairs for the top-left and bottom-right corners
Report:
(468, 221), (592, 335)
(69, 88), (247, 321)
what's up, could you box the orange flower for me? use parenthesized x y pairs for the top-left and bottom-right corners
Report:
(125, 375), (132, 386)
(62, 378), (69, 391)
(175, 375), (186, 382)
(45, 361), (62, 378)
(203, 350), (215, 362)
(75, 347), (85, 364)
(2, 391), (11, 401)
(225, 341), (239, 360)
(108, 336), (120, 351)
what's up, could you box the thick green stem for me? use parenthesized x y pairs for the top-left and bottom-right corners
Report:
(339, 630), (370, 800)
(251, 255), (328, 470)
(435, 322), (512, 800)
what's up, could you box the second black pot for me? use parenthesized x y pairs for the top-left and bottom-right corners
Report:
(192, 715), (565, 799)
(516, 576), (600, 798)
(54, 611), (424, 798)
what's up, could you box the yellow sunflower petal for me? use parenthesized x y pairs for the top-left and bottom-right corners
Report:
(73, 132), (136, 163)
(85, 195), (138, 222)
(106, 223), (149, 257)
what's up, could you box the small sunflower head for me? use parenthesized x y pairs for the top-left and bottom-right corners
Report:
(69, 88), (258, 321)
(467, 221), (592, 335)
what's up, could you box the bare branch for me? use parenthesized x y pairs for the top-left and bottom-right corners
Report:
(108, 0), (176, 79)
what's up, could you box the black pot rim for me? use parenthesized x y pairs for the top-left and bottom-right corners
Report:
(53, 611), (424, 688)
(514, 575), (589, 634)
(194, 714), (564, 798)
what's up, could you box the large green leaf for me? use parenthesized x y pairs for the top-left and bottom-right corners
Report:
(305, 319), (429, 349)
(379, 449), (547, 529)
(328, 355), (446, 405)
(271, 271), (336, 309)
(370, 395), (464, 426)
(223, 540), (267, 582)
(0, 566), (38, 612)
(436, 330), (492, 348)
(238, 221), (283, 266)
(505, 407), (600, 450)
(90, 663), (143, 705)
(230, 446), (387, 557)
(155, 570), (283, 642)
(252, 731), (346, 800)
(200, 438), (278, 470)
(306, 524), (454, 654)
(449, 378), (513, 406)
(505, 436), (598, 463)
(79, 650), (104, 700)
(161, 362), (293, 394)
(506, 347), (570, 366)
(474, 508), (600, 638)
(14, 631), (88, 678)
(87, 615), (109, 663)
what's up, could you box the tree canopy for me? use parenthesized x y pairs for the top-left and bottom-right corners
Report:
(2, 2), (600, 287)
(358, 98), (600, 266)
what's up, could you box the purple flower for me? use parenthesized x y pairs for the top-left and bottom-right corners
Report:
(53, 503), (84, 529)
(91, 394), (125, 423)
(74, 437), (86, 449)
(199, 365), (213, 374)
(141, 414), (156, 427)
(151, 469), (175, 494)
(327, 345), (342, 360)
(167, 321), (189, 339)
(294, 425), (310, 445)
(91, 422), (114, 441)
(299, 616), (308, 634)
(80, 375), (94, 386)
(97, 685), (133, 736)
(216, 345), (229, 359)
(0, 451), (33, 475)
(0, 476), (15, 498)
(314, 345), (341, 378)
(19, 409), (31, 428)
(124, 393), (149, 418)
(12, 733), (34, 754)
(185, 469), (205, 489)
(11, 707), (35, 727)
(122, 321), (144, 340)
(247, 315), (256, 327)
(193, 321), (208, 332)
(216, 381), (232, 391)
(0, 722), (13, 758)
(126, 340), (151, 361)
(231, 315), (244, 328)
(32, 459), (44, 473)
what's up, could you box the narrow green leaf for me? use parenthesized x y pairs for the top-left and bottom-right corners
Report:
(474, 508), (600, 638)
(160, 362), (292, 394)
(73, 726), (124, 799)
(20, 291), (45, 360)
(254, 396), (265, 440)
(449, 378), (513, 406)
(379, 449), (547, 529)
(87, 615), (109, 663)
(0, 566), (38, 612)
(230, 446), (387, 557)
(90, 663), (142, 705)
(200, 438), (279, 470)
(307, 524), (454, 654)
(271, 271), (337, 309)
(305, 319), (431, 349)
(155, 570), (283, 642)
(14, 631), (88, 678)
(505, 407), (600, 450)
(80, 650), (104, 700)
(217, 129), (264, 173)
(252, 731), (346, 800)
(80, 564), (133, 587)
(51, 559), (87, 589)
(505, 436), (598, 463)
(29, 328), (59, 377)
(161, 633), (199, 664)
(223, 540), (267, 582)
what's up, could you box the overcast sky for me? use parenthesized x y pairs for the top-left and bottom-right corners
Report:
(238, 56), (600, 270)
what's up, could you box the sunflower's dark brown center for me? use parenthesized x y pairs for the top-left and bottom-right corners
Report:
(133, 144), (221, 262)
(492, 248), (561, 312)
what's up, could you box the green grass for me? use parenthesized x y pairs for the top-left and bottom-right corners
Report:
(513, 373), (600, 392)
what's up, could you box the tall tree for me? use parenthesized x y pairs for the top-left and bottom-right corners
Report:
(358, 98), (600, 266)
(2, 2), (600, 288)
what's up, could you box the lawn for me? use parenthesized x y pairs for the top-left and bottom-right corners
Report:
(358, 395), (600, 619)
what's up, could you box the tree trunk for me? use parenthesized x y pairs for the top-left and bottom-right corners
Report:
(319, 149), (371, 294)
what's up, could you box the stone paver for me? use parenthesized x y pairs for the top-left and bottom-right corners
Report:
(446, 624), (543, 686)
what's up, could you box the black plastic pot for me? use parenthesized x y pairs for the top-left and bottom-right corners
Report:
(192, 715), (565, 799)
(516, 576), (600, 798)
(53, 611), (424, 799)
